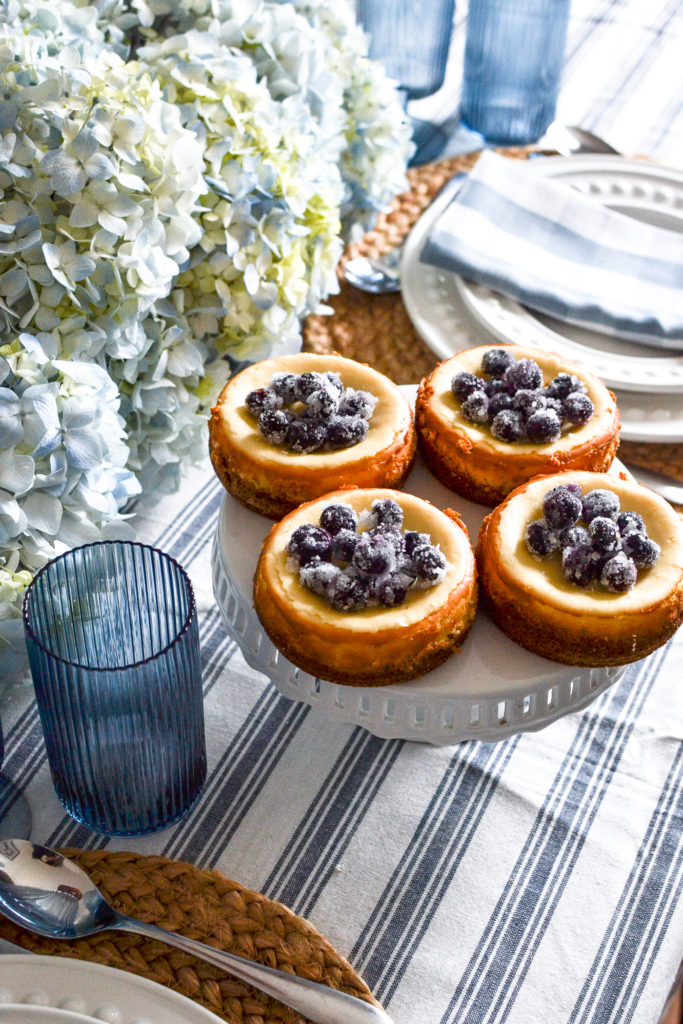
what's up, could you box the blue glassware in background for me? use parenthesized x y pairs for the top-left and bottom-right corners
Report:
(23, 541), (206, 836)
(357, 0), (456, 164)
(461, 0), (572, 145)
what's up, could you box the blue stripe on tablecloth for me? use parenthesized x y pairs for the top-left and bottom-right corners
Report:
(150, 476), (223, 555)
(353, 736), (518, 999)
(440, 650), (662, 1024)
(263, 730), (404, 917)
(569, 738), (683, 1024)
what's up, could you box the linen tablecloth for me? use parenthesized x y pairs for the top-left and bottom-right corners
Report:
(2, 456), (682, 1024)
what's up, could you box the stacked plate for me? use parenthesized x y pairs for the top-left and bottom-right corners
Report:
(400, 155), (683, 443)
(0, 956), (223, 1024)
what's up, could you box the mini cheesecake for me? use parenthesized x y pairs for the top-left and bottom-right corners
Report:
(477, 470), (683, 666)
(253, 487), (478, 686)
(416, 345), (620, 506)
(210, 353), (416, 519)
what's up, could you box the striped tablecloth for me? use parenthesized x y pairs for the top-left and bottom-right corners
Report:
(3, 457), (682, 1024)
(3, 2), (683, 1022)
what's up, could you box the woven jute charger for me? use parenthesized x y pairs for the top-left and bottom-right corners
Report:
(0, 848), (377, 1024)
(303, 148), (683, 512)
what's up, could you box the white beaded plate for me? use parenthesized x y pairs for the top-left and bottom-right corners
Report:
(401, 155), (683, 404)
(211, 404), (630, 746)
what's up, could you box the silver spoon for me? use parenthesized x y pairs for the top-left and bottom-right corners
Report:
(0, 839), (393, 1024)
(344, 125), (619, 295)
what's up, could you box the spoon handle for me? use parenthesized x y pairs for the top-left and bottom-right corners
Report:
(117, 915), (393, 1024)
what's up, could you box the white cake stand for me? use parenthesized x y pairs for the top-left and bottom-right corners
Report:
(211, 436), (629, 746)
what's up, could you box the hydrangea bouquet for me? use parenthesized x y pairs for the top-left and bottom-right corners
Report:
(0, 0), (412, 672)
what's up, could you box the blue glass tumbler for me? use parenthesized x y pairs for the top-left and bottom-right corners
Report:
(23, 541), (206, 836)
(460, 0), (571, 145)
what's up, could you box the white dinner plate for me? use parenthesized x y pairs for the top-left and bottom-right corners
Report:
(401, 155), (683, 414)
(0, 1006), (98, 1024)
(0, 955), (223, 1024)
(212, 389), (631, 746)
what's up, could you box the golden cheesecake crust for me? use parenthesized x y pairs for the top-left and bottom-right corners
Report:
(415, 345), (620, 507)
(476, 470), (683, 666)
(254, 487), (478, 686)
(210, 353), (416, 519)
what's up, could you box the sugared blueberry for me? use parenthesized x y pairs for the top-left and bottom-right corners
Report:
(320, 503), (358, 535)
(258, 408), (291, 445)
(299, 560), (341, 596)
(617, 510), (646, 536)
(542, 485), (582, 532)
(504, 357), (544, 392)
(287, 524), (332, 565)
(461, 390), (489, 423)
(327, 572), (371, 612)
(582, 489), (620, 523)
(600, 552), (637, 592)
(306, 384), (339, 418)
(560, 524), (591, 548)
(491, 409), (525, 442)
(410, 543), (447, 581)
(246, 387), (282, 416)
(297, 371), (326, 398)
(287, 417), (327, 453)
(404, 530), (430, 557)
(372, 497), (404, 529)
(563, 392), (594, 425)
(482, 347), (516, 378)
(545, 373), (587, 401)
(269, 372), (300, 403)
(451, 371), (482, 400)
(324, 372), (344, 396)
(327, 415), (369, 448)
(525, 519), (559, 558)
(589, 516), (622, 556)
(488, 392), (515, 418)
(562, 543), (598, 587)
(332, 528), (360, 562)
(484, 378), (510, 398)
(352, 534), (397, 576)
(621, 531), (660, 568)
(527, 408), (562, 444)
(338, 388), (377, 419)
(513, 389), (546, 416)
(374, 572), (409, 607)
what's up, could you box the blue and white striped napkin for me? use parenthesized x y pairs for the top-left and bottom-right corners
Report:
(421, 150), (683, 351)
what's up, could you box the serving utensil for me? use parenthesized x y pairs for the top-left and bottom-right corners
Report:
(0, 840), (393, 1024)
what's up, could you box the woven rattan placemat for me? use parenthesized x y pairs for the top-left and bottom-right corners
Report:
(303, 150), (683, 506)
(0, 848), (377, 1024)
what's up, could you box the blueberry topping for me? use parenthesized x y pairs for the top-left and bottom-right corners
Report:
(258, 408), (291, 445)
(525, 519), (559, 558)
(600, 552), (638, 593)
(371, 497), (404, 529)
(563, 392), (594, 425)
(404, 530), (430, 557)
(528, 482), (660, 594)
(513, 389), (546, 416)
(482, 347), (516, 378)
(287, 417), (327, 453)
(297, 371), (326, 398)
(352, 533), (397, 575)
(617, 510), (645, 536)
(411, 543), (447, 581)
(451, 371), (483, 400)
(372, 524), (405, 555)
(562, 543), (598, 587)
(488, 392), (515, 418)
(589, 516), (622, 556)
(327, 572), (371, 612)
(306, 384), (339, 418)
(326, 415), (369, 448)
(504, 358), (544, 392)
(246, 387), (282, 415)
(484, 377), (510, 398)
(526, 408), (562, 444)
(287, 524), (332, 564)
(491, 409), (525, 442)
(324, 371), (344, 396)
(542, 485), (583, 532)
(320, 503), (358, 535)
(621, 531), (660, 568)
(461, 390), (490, 423)
(374, 572), (409, 607)
(582, 489), (620, 523)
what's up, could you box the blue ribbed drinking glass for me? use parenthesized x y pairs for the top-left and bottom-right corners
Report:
(23, 541), (206, 836)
